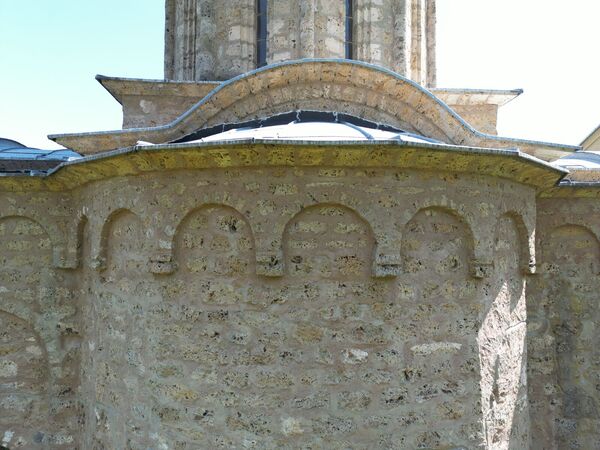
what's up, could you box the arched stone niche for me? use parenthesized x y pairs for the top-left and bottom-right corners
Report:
(399, 206), (483, 446)
(171, 204), (256, 304)
(397, 198), (534, 280)
(248, 199), (400, 279)
(503, 211), (535, 276)
(140, 190), (403, 280)
(0, 212), (71, 270)
(88, 209), (155, 448)
(62, 211), (89, 271)
(543, 224), (600, 276)
(283, 204), (374, 280)
(398, 198), (493, 278)
(401, 206), (476, 302)
(536, 224), (600, 449)
(144, 203), (407, 448)
(96, 209), (148, 275)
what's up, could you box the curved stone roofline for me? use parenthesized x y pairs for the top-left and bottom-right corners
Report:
(430, 87), (523, 107)
(95, 74), (220, 105)
(49, 59), (579, 161)
(0, 139), (567, 193)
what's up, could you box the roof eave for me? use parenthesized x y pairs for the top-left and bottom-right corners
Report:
(96, 74), (221, 105)
(431, 87), (523, 107)
(0, 139), (568, 193)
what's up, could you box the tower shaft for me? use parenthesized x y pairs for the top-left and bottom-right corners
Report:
(164, 0), (436, 86)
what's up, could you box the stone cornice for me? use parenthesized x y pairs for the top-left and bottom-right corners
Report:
(431, 88), (523, 107)
(49, 60), (579, 161)
(0, 140), (566, 193)
(96, 75), (220, 105)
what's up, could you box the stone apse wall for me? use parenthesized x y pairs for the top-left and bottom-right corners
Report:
(0, 166), (539, 449)
(0, 194), (81, 449)
(528, 197), (600, 450)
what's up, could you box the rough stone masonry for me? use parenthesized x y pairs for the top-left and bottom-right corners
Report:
(1, 1), (599, 449)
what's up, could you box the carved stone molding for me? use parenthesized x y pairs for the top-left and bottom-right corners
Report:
(149, 253), (177, 275)
(256, 251), (284, 277)
(372, 252), (402, 278)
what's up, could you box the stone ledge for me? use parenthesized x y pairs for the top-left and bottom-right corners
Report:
(0, 141), (567, 193)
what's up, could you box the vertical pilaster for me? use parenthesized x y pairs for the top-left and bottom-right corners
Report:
(426, 0), (437, 87)
(354, 1), (365, 62)
(166, 0), (213, 81)
(163, 0), (436, 83)
(238, 0), (257, 73)
(299, 0), (316, 58)
(354, 1), (374, 64)
(193, 0), (204, 79)
(164, 0), (176, 80)
(176, 0), (197, 80)
(392, 0), (411, 75)
(410, 0), (427, 85)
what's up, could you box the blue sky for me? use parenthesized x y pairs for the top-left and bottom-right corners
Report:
(1, 1), (599, 150)
(0, 0), (164, 148)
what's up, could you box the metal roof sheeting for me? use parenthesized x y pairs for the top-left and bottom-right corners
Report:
(551, 151), (600, 170)
(0, 138), (81, 175)
(173, 121), (442, 145)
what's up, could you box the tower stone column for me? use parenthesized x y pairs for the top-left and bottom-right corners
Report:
(164, 0), (256, 81)
(164, 0), (436, 87)
(353, 0), (436, 87)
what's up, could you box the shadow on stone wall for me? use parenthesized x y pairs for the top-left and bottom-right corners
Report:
(400, 206), (484, 447)
(528, 224), (600, 449)
(89, 208), (157, 447)
(0, 216), (80, 448)
(480, 214), (530, 448)
(73, 198), (535, 448)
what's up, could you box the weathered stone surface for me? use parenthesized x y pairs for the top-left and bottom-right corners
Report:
(164, 0), (436, 86)
(528, 199), (600, 450)
(0, 217), (81, 449)
(0, 166), (540, 448)
(96, 76), (220, 129)
(50, 61), (578, 160)
(3, 2), (599, 449)
(164, 0), (256, 81)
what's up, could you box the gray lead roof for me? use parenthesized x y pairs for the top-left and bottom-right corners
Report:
(0, 138), (81, 161)
(0, 137), (81, 175)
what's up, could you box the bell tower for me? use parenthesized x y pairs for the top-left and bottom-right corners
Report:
(164, 0), (437, 87)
